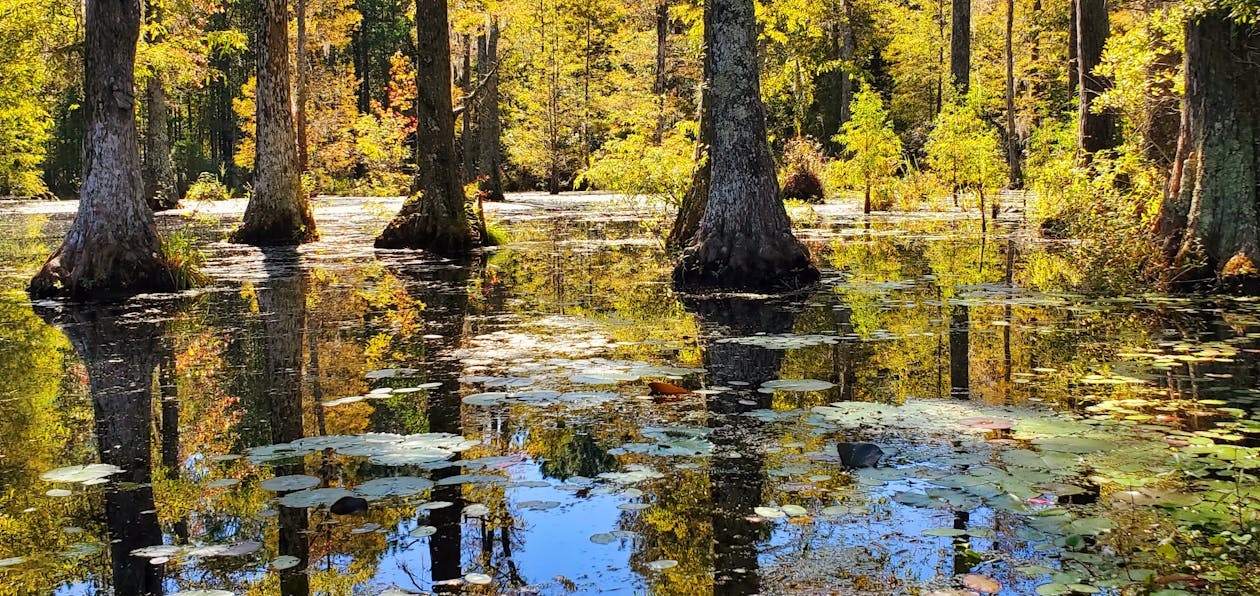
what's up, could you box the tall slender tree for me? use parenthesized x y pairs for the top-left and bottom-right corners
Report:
(234, 0), (317, 245)
(1155, 9), (1260, 291)
(476, 18), (504, 202)
(1004, 0), (1021, 186)
(951, 0), (971, 92)
(1076, 0), (1118, 154)
(29, 0), (176, 298)
(142, 0), (178, 211)
(672, 0), (818, 290)
(376, 0), (475, 252)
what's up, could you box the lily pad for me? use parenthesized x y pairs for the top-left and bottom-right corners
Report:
(260, 475), (320, 492)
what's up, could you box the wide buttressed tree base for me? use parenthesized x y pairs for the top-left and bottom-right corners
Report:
(29, 0), (176, 299)
(232, 0), (317, 246)
(377, 0), (476, 253)
(672, 0), (818, 291)
(1155, 11), (1260, 293)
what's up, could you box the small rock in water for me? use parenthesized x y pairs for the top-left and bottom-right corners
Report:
(329, 495), (369, 515)
(836, 442), (884, 468)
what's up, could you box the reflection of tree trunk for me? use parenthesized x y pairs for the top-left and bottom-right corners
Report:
(389, 257), (484, 588)
(40, 307), (165, 595)
(949, 302), (970, 399)
(831, 305), (856, 402)
(157, 343), (188, 542)
(256, 250), (311, 595)
(688, 297), (797, 593)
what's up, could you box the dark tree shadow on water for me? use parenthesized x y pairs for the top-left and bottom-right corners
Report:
(255, 247), (312, 596)
(385, 254), (487, 591)
(36, 304), (168, 596)
(685, 295), (798, 595)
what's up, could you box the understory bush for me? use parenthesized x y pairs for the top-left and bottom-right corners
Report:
(1025, 120), (1163, 292)
(579, 128), (695, 206)
(778, 136), (827, 203)
(185, 172), (231, 202)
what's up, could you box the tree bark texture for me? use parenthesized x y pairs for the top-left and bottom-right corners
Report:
(235, 0), (317, 245)
(667, 3), (713, 250)
(295, 0), (309, 173)
(143, 71), (179, 210)
(951, 0), (971, 93)
(463, 33), (477, 183)
(1075, 0), (1118, 154)
(818, 3), (856, 152)
(654, 0), (669, 143)
(29, 0), (175, 298)
(1155, 13), (1260, 292)
(476, 19), (505, 202)
(672, 0), (819, 291)
(376, 0), (475, 252)
(1004, 0), (1022, 187)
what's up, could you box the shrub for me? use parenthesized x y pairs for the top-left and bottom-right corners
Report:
(185, 172), (231, 202)
(781, 169), (825, 202)
(160, 230), (207, 289)
(579, 128), (695, 205)
(779, 136), (827, 203)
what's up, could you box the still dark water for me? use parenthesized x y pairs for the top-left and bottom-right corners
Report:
(0, 195), (1255, 595)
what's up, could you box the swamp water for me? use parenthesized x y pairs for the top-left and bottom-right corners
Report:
(0, 195), (1255, 595)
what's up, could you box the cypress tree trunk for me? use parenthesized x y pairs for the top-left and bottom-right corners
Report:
(667, 4), (712, 250)
(1076, 0), (1118, 154)
(142, 0), (177, 211)
(29, 0), (175, 298)
(1067, 2), (1077, 99)
(377, 0), (475, 252)
(143, 71), (179, 210)
(462, 33), (477, 183)
(476, 19), (504, 202)
(1155, 13), (1260, 292)
(295, 0), (309, 173)
(654, 0), (669, 143)
(672, 0), (818, 291)
(1004, 0), (1022, 187)
(818, 3), (856, 152)
(235, 0), (317, 245)
(950, 0), (970, 92)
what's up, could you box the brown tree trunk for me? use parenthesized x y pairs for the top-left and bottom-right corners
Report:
(235, 0), (317, 245)
(951, 0), (970, 93)
(1076, 0), (1118, 155)
(462, 33), (476, 183)
(654, 0), (669, 144)
(1004, 0), (1022, 187)
(376, 0), (475, 252)
(476, 18), (504, 202)
(1067, 1), (1077, 99)
(1155, 13), (1260, 292)
(819, 3), (856, 151)
(667, 4), (713, 250)
(672, 0), (819, 291)
(1142, 20), (1181, 171)
(143, 71), (179, 210)
(142, 0), (177, 211)
(295, 0), (309, 173)
(29, 0), (175, 298)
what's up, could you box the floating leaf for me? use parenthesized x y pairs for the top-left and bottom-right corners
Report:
(923, 528), (968, 537)
(647, 559), (678, 571)
(40, 464), (123, 484)
(962, 574), (1002, 593)
(754, 506), (786, 519)
(272, 555), (302, 570)
(260, 475), (320, 492)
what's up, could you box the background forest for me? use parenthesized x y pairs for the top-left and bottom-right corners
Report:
(0, 0), (1176, 211)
